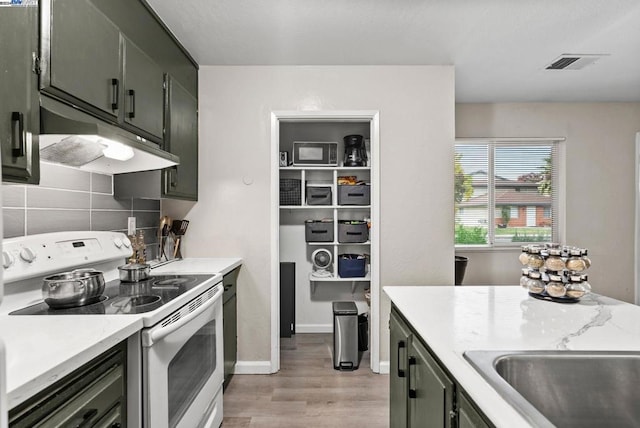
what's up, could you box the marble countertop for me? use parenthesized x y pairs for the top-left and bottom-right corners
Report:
(383, 286), (640, 428)
(0, 257), (242, 410)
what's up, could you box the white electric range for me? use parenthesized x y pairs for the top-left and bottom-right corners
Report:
(2, 231), (224, 428)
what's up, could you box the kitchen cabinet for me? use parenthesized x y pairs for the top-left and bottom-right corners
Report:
(0, 4), (40, 184)
(43, 0), (122, 121)
(8, 340), (127, 427)
(390, 309), (411, 427)
(223, 267), (239, 389)
(390, 306), (493, 428)
(123, 38), (165, 140)
(458, 392), (491, 428)
(163, 77), (198, 200)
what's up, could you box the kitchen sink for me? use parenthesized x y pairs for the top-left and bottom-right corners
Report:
(464, 351), (640, 428)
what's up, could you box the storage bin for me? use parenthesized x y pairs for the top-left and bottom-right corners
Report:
(306, 186), (332, 205)
(338, 220), (368, 243)
(305, 220), (334, 242)
(280, 178), (301, 205)
(338, 254), (367, 278)
(337, 184), (370, 205)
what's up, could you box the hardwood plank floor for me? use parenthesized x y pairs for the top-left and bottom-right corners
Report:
(222, 333), (389, 427)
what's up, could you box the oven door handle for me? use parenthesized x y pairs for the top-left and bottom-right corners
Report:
(148, 286), (222, 344)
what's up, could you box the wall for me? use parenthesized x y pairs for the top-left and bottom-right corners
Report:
(456, 103), (640, 302)
(3, 162), (161, 257)
(163, 66), (455, 368)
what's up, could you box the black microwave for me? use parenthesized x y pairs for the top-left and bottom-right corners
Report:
(292, 142), (338, 166)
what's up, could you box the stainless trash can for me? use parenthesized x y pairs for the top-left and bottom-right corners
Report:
(333, 301), (359, 370)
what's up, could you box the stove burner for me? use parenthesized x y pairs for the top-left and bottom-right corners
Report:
(152, 277), (195, 287)
(112, 295), (161, 309)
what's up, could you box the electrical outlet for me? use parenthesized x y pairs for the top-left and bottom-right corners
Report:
(128, 217), (136, 236)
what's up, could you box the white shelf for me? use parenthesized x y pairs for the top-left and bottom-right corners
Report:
(306, 241), (371, 246)
(280, 166), (370, 171)
(309, 272), (371, 293)
(280, 205), (371, 209)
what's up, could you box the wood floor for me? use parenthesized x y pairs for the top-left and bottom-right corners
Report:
(222, 333), (389, 427)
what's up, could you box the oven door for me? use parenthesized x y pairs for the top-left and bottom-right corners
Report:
(142, 285), (224, 428)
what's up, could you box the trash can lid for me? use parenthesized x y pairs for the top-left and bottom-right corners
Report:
(333, 301), (358, 315)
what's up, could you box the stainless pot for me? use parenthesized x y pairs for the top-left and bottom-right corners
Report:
(42, 269), (105, 309)
(118, 263), (150, 282)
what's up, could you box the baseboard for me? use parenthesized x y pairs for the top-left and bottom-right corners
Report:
(295, 324), (333, 333)
(233, 361), (273, 375)
(378, 360), (390, 374)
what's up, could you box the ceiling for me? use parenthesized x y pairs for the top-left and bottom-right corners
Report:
(146, 0), (640, 103)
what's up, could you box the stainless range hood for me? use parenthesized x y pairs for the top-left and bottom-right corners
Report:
(39, 97), (179, 174)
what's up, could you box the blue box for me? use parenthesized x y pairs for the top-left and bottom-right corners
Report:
(338, 254), (367, 278)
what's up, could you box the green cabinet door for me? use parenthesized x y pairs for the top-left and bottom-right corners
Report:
(163, 77), (198, 200)
(0, 5), (39, 184)
(408, 337), (455, 428)
(390, 309), (412, 428)
(123, 38), (165, 141)
(458, 391), (491, 428)
(46, 0), (121, 119)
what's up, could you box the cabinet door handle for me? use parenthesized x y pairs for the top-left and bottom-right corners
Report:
(128, 89), (136, 119)
(10, 112), (25, 157)
(168, 165), (179, 188)
(397, 340), (406, 378)
(76, 408), (98, 427)
(408, 356), (417, 399)
(111, 78), (120, 110)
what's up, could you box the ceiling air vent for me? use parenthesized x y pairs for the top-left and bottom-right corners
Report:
(545, 54), (607, 70)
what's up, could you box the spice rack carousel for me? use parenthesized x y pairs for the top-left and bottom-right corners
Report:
(519, 244), (592, 303)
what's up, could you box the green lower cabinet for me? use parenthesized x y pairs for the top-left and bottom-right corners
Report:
(408, 338), (455, 428)
(390, 310), (411, 427)
(390, 307), (493, 428)
(457, 392), (491, 428)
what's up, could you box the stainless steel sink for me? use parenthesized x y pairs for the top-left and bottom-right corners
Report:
(464, 351), (640, 428)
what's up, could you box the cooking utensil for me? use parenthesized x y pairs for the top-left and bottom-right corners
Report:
(118, 263), (151, 282)
(171, 220), (189, 258)
(159, 215), (172, 260)
(42, 269), (105, 309)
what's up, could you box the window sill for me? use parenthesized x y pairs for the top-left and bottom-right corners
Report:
(455, 246), (521, 253)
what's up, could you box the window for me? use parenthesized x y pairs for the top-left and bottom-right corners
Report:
(454, 140), (561, 246)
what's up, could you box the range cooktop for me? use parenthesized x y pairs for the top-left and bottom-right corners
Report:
(10, 274), (214, 315)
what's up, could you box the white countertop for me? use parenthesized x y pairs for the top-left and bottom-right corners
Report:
(383, 285), (640, 428)
(151, 258), (242, 276)
(0, 257), (242, 410)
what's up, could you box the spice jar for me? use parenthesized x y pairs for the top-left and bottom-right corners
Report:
(581, 249), (592, 269)
(527, 247), (544, 269)
(566, 276), (587, 299)
(518, 245), (530, 266)
(526, 271), (545, 294)
(546, 274), (566, 298)
(520, 268), (530, 288)
(580, 274), (592, 294)
(566, 248), (586, 272)
(544, 248), (565, 272)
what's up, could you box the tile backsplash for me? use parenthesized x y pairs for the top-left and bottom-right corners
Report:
(3, 162), (160, 259)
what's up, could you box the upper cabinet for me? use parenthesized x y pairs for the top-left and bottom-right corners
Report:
(0, 4), (40, 184)
(43, 0), (122, 120)
(42, 0), (168, 143)
(123, 39), (165, 140)
(163, 77), (198, 200)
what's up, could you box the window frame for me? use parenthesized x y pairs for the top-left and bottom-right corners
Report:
(454, 137), (565, 250)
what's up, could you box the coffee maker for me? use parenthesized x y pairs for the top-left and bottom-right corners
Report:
(343, 134), (368, 167)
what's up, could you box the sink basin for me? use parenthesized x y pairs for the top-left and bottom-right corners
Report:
(464, 351), (640, 428)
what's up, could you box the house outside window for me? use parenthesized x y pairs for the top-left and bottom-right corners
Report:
(454, 139), (562, 247)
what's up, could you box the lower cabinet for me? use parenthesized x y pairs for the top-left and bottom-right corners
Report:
(223, 267), (239, 390)
(390, 307), (493, 428)
(9, 340), (127, 427)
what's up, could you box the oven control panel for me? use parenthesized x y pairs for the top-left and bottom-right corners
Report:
(3, 231), (133, 284)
